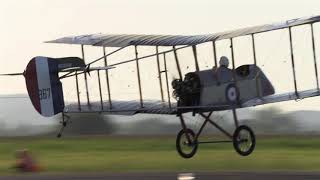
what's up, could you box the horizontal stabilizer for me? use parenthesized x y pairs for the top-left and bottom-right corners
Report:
(55, 57), (85, 70)
(59, 66), (115, 72)
(0, 72), (24, 76)
(88, 66), (115, 71)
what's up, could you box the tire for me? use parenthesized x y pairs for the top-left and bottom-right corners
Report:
(233, 125), (256, 156)
(225, 83), (240, 104)
(176, 128), (198, 159)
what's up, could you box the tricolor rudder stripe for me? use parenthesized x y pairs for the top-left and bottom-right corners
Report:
(25, 57), (64, 117)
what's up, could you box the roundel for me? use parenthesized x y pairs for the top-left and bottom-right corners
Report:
(225, 83), (239, 104)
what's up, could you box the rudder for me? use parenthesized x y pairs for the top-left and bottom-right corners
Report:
(25, 56), (64, 117)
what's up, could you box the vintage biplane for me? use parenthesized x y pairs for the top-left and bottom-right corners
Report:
(3, 15), (320, 158)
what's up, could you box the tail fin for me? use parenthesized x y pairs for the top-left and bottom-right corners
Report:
(25, 57), (65, 117)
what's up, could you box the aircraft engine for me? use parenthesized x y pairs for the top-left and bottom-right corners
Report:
(172, 72), (201, 106)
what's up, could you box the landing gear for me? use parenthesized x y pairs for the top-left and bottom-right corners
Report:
(176, 128), (198, 158)
(175, 109), (256, 159)
(233, 125), (256, 156)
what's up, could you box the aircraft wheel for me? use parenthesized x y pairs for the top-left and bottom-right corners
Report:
(233, 125), (255, 156)
(176, 128), (198, 159)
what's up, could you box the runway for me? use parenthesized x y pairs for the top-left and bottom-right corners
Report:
(1, 172), (320, 180)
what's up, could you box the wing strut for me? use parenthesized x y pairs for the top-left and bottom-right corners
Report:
(163, 53), (172, 109)
(135, 46), (143, 108)
(251, 34), (262, 97)
(75, 70), (81, 111)
(103, 47), (113, 109)
(173, 46), (183, 80)
(97, 70), (104, 110)
(230, 38), (240, 129)
(311, 24), (320, 91)
(192, 45), (200, 72)
(156, 46), (165, 102)
(230, 38), (237, 83)
(288, 28), (299, 98)
(212, 41), (221, 85)
(81, 45), (91, 107)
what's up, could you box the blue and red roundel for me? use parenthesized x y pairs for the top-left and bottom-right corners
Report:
(24, 57), (64, 117)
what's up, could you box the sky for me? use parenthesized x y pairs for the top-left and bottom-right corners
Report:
(2, 0), (320, 112)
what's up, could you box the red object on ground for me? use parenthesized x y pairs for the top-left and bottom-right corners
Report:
(14, 150), (41, 172)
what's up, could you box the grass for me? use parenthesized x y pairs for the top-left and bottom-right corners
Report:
(1, 135), (320, 174)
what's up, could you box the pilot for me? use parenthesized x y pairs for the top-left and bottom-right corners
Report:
(219, 56), (230, 69)
(213, 56), (233, 84)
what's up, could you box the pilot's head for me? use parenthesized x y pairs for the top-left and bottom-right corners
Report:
(219, 56), (229, 67)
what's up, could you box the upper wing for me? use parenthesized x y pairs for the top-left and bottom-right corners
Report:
(46, 34), (197, 47)
(46, 15), (320, 47)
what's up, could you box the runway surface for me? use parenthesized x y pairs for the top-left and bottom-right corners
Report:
(1, 172), (320, 180)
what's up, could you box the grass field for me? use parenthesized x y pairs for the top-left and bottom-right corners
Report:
(1, 135), (320, 174)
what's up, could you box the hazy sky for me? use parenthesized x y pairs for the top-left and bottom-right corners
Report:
(2, 0), (320, 111)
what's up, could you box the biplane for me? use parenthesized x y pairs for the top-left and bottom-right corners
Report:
(3, 15), (320, 158)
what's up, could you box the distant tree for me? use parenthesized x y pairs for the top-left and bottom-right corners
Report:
(246, 107), (299, 134)
(116, 118), (182, 135)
